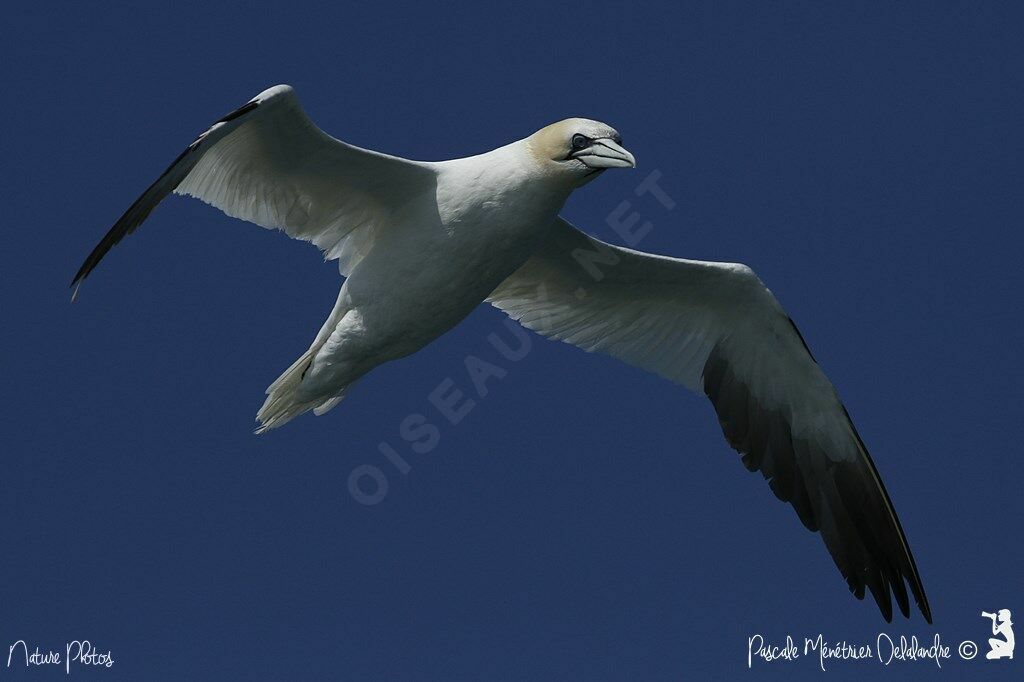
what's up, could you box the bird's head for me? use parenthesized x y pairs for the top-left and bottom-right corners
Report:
(526, 118), (635, 186)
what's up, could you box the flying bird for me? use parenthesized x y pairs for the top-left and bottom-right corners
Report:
(72, 85), (931, 623)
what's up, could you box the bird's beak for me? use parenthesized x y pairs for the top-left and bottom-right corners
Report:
(571, 138), (636, 169)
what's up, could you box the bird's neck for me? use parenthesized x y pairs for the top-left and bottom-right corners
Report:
(452, 143), (574, 209)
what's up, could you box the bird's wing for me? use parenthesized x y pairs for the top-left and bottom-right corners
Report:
(488, 218), (931, 623)
(72, 84), (435, 295)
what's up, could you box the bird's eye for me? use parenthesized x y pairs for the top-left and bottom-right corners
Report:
(571, 133), (589, 150)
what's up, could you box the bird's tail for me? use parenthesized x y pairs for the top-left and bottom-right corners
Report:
(254, 348), (353, 434)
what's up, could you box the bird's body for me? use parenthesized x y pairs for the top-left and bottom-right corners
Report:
(364, 143), (566, 345)
(72, 85), (932, 624)
(262, 136), (576, 424)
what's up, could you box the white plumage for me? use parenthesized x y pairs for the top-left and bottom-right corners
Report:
(72, 85), (931, 623)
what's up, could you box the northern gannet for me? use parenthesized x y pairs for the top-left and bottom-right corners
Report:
(71, 85), (931, 623)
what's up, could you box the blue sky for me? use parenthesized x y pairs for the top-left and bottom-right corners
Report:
(3, 1), (1022, 679)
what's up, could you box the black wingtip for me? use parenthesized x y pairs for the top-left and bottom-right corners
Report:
(215, 98), (259, 123)
(70, 259), (91, 297)
(70, 244), (104, 300)
(867, 578), (894, 623)
(884, 577), (932, 623)
(918, 590), (934, 624)
(69, 93), (265, 304)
